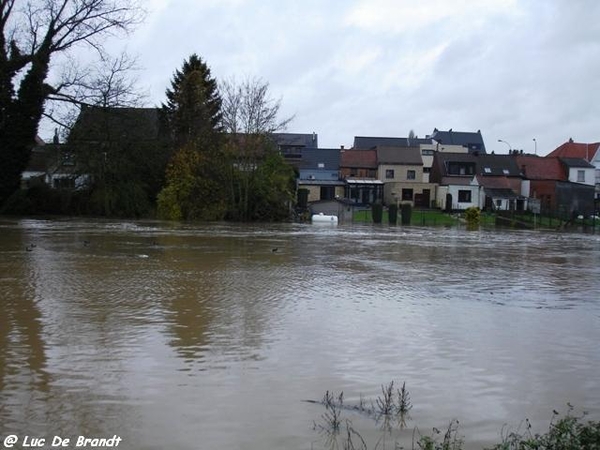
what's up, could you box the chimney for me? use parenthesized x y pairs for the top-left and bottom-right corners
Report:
(340, 145), (344, 150)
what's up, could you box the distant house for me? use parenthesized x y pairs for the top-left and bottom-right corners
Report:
(430, 152), (524, 210)
(514, 155), (565, 213)
(514, 154), (595, 217)
(353, 135), (441, 186)
(547, 139), (600, 200)
(339, 149), (383, 205)
(69, 106), (165, 144)
(560, 158), (595, 186)
(430, 152), (480, 210)
(272, 132), (318, 168)
(429, 128), (487, 154)
(22, 135), (89, 190)
(297, 148), (344, 203)
(376, 146), (431, 206)
(476, 154), (524, 211)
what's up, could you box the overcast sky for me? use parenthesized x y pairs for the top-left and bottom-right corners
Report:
(111, 0), (599, 155)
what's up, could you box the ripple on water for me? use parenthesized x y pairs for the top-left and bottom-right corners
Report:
(1, 219), (599, 449)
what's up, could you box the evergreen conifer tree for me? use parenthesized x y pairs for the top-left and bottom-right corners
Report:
(162, 54), (222, 147)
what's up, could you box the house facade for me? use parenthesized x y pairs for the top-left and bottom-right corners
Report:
(272, 132), (318, 169)
(430, 128), (487, 154)
(339, 149), (383, 205)
(376, 146), (432, 206)
(430, 152), (526, 211)
(297, 148), (344, 203)
(547, 139), (600, 200)
(514, 155), (565, 213)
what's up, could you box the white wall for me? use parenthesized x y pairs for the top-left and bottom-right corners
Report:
(567, 167), (595, 185)
(447, 185), (480, 210)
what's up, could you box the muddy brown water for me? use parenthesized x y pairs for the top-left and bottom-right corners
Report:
(1, 218), (599, 449)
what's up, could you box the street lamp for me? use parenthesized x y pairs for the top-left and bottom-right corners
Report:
(533, 138), (537, 155)
(498, 139), (512, 153)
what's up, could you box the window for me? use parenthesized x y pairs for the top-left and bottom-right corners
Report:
(577, 170), (585, 182)
(484, 167), (491, 174)
(407, 170), (416, 180)
(458, 190), (472, 203)
(318, 163), (325, 168)
(402, 189), (413, 201)
(448, 162), (475, 176)
(423, 167), (431, 173)
(385, 169), (395, 179)
(502, 169), (510, 175)
(61, 151), (75, 166)
(421, 149), (435, 155)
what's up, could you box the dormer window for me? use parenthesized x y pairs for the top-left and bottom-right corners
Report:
(318, 163), (325, 168)
(484, 167), (491, 174)
(502, 169), (509, 175)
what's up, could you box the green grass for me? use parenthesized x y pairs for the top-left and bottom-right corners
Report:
(351, 208), (496, 227)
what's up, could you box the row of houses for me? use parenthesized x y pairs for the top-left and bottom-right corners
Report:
(279, 130), (598, 218)
(23, 107), (600, 218)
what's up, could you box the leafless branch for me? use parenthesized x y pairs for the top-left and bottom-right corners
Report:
(220, 76), (295, 136)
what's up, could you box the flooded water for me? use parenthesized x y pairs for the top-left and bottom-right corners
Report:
(1, 218), (599, 450)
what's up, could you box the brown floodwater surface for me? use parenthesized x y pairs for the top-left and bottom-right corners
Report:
(1, 218), (599, 449)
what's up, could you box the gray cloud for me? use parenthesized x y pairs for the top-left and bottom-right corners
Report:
(44, 0), (598, 154)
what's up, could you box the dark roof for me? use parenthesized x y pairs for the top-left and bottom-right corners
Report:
(429, 128), (486, 154)
(69, 106), (164, 143)
(476, 154), (521, 176)
(514, 155), (566, 180)
(353, 136), (431, 149)
(25, 146), (53, 172)
(340, 149), (377, 168)
(432, 153), (520, 176)
(547, 141), (600, 162)
(376, 146), (423, 165)
(272, 132), (318, 149)
(299, 148), (340, 170)
(559, 157), (595, 168)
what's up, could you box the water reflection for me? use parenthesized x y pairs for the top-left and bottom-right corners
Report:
(0, 219), (599, 450)
(0, 224), (50, 431)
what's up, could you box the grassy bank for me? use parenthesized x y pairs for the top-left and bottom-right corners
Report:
(352, 208), (496, 227)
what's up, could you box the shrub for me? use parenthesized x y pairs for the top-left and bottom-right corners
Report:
(464, 207), (481, 228)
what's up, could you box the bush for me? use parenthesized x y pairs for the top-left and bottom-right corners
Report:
(488, 409), (600, 450)
(388, 204), (398, 225)
(464, 206), (481, 228)
(401, 203), (412, 225)
(372, 203), (383, 223)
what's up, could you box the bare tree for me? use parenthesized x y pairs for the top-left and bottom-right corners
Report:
(220, 77), (293, 135)
(219, 77), (295, 221)
(45, 51), (147, 136)
(0, 0), (143, 206)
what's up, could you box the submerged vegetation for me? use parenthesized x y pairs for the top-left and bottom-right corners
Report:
(309, 383), (600, 450)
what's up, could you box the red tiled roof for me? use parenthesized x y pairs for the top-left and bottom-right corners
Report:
(546, 141), (600, 162)
(340, 149), (377, 168)
(515, 155), (566, 181)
